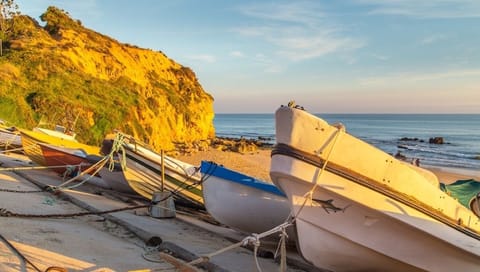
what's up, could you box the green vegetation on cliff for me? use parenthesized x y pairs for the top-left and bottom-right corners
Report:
(0, 6), (215, 151)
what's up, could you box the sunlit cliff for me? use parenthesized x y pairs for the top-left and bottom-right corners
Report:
(0, 6), (215, 151)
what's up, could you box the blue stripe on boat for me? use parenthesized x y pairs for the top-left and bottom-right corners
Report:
(200, 160), (286, 197)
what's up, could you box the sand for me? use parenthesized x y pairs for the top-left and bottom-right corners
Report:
(176, 149), (273, 182)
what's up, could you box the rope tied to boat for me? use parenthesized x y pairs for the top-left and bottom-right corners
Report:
(107, 132), (128, 171)
(0, 145), (24, 154)
(62, 164), (79, 179)
(274, 223), (289, 272)
(187, 220), (293, 272)
(294, 124), (345, 218)
(46, 155), (109, 192)
(46, 132), (128, 191)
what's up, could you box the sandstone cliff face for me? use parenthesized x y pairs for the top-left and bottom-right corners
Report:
(0, 7), (215, 151)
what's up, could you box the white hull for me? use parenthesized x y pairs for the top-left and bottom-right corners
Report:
(270, 106), (480, 272)
(201, 162), (292, 236)
(98, 167), (137, 193)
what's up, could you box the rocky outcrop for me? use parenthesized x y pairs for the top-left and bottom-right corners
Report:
(429, 137), (445, 144)
(173, 137), (273, 156)
(0, 7), (214, 151)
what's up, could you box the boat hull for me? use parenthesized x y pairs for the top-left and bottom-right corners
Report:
(270, 106), (480, 271)
(98, 166), (137, 193)
(100, 142), (203, 206)
(19, 129), (100, 166)
(200, 161), (293, 237)
(38, 143), (97, 176)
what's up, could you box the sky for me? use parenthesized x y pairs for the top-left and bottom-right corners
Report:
(15, 0), (480, 113)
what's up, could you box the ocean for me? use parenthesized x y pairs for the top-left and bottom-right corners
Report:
(214, 113), (480, 171)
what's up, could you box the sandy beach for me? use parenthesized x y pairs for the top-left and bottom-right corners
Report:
(176, 148), (480, 185)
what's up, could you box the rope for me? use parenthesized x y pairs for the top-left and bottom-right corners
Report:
(0, 182), (179, 218)
(295, 124), (344, 218)
(0, 233), (43, 272)
(274, 226), (289, 272)
(0, 164), (86, 172)
(48, 156), (109, 191)
(187, 221), (293, 270)
(107, 132), (128, 171)
(0, 187), (43, 193)
(0, 146), (24, 154)
(0, 203), (150, 218)
(253, 240), (263, 272)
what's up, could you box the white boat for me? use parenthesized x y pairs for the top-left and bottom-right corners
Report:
(99, 135), (204, 207)
(269, 104), (480, 272)
(33, 125), (77, 142)
(200, 160), (293, 237)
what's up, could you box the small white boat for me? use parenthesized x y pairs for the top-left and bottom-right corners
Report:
(200, 160), (292, 237)
(33, 125), (78, 142)
(270, 104), (480, 272)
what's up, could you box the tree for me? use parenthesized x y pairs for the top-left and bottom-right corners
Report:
(0, 0), (20, 56)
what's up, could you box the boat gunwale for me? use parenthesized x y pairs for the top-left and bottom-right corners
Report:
(200, 160), (286, 197)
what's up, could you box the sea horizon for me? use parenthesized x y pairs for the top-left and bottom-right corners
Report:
(214, 113), (480, 175)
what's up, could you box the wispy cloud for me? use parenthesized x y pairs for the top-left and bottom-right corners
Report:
(252, 53), (285, 73)
(233, 2), (364, 62)
(357, 0), (480, 19)
(420, 34), (447, 45)
(230, 51), (245, 58)
(359, 69), (480, 86)
(370, 53), (389, 61)
(186, 54), (216, 63)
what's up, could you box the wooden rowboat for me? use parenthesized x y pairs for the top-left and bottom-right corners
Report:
(19, 128), (100, 166)
(37, 142), (100, 176)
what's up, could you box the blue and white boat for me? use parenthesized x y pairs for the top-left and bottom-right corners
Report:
(200, 160), (292, 236)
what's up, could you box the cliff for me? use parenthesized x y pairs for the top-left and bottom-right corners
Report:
(0, 6), (215, 151)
